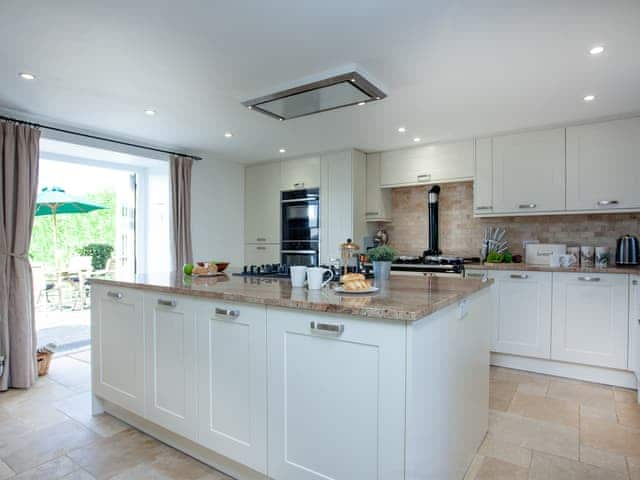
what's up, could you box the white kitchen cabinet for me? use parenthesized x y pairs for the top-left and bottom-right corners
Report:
(267, 308), (405, 480)
(379, 139), (474, 187)
(144, 293), (197, 440)
(92, 285), (145, 416)
(488, 271), (552, 359)
(552, 273), (629, 369)
(566, 117), (640, 212)
(492, 128), (565, 214)
(474, 138), (493, 214)
(245, 162), (281, 245)
(244, 244), (279, 266)
(281, 156), (320, 191)
(319, 150), (366, 264)
(364, 152), (392, 222)
(630, 277), (640, 396)
(196, 301), (268, 474)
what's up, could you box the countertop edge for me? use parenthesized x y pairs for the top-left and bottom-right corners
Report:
(466, 263), (640, 275)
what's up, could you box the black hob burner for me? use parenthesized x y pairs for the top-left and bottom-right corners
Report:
(235, 263), (291, 278)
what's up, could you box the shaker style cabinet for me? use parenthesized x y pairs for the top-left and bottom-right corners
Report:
(195, 301), (268, 474)
(566, 117), (640, 212)
(551, 273), (629, 369)
(488, 271), (552, 359)
(281, 156), (321, 191)
(630, 277), (640, 392)
(379, 139), (474, 187)
(92, 285), (145, 416)
(364, 153), (392, 222)
(474, 138), (493, 214)
(144, 293), (198, 441)
(492, 128), (566, 214)
(244, 162), (281, 245)
(266, 308), (406, 480)
(244, 244), (280, 266)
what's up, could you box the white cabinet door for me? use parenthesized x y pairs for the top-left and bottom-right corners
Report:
(552, 273), (629, 369)
(365, 153), (392, 222)
(267, 308), (406, 480)
(244, 244), (280, 265)
(281, 156), (321, 191)
(380, 140), (474, 187)
(566, 117), (640, 211)
(92, 285), (145, 416)
(493, 128), (566, 214)
(196, 301), (268, 474)
(488, 271), (552, 359)
(630, 277), (640, 385)
(245, 162), (281, 244)
(474, 138), (493, 214)
(144, 293), (197, 440)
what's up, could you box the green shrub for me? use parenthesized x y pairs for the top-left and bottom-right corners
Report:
(77, 244), (114, 270)
(368, 245), (397, 262)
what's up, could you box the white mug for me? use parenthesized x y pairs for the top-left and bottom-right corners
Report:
(559, 254), (577, 268)
(549, 253), (561, 268)
(290, 266), (308, 288)
(306, 267), (333, 290)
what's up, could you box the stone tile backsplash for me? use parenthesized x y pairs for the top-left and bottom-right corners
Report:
(383, 182), (640, 258)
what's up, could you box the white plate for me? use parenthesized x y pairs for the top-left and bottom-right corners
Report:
(191, 272), (227, 277)
(333, 286), (379, 294)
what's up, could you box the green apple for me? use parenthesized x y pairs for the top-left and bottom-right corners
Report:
(183, 263), (194, 275)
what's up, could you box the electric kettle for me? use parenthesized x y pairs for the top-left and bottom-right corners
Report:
(615, 234), (639, 265)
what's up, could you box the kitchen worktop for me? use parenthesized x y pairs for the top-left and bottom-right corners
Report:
(466, 262), (640, 275)
(90, 270), (493, 321)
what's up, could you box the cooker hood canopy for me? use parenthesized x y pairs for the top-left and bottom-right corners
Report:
(242, 71), (386, 121)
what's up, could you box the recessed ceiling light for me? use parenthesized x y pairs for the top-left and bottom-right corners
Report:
(279, 148), (286, 153)
(397, 127), (406, 133)
(589, 45), (605, 55)
(583, 95), (596, 102)
(19, 72), (35, 80)
(224, 132), (233, 138)
(413, 137), (421, 142)
(144, 109), (156, 116)
(357, 102), (366, 106)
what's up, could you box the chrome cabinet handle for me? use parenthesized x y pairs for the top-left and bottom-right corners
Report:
(215, 307), (240, 318)
(578, 276), (601, 282)
(310, 321), (344, 334)
(256, 246), (267, 250)
(293, 182), (305, 189)
(365, 211), (379, 216)
(107, 291), (123, 300)
(597, 200), (619, 206)
(157, 299), (176, 307)
(476, 206), (493, 210)
(518, 204), (537, 209)
(510, 274), (529, 279)
(256, 237), (267, 242)
(281, 250), (317, 254)
(417, 174), (431, 182)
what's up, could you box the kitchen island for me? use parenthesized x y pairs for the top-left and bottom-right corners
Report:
(90, 272), (494, 480)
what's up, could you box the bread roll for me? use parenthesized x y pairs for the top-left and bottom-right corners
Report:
(341, 273), (365, 283)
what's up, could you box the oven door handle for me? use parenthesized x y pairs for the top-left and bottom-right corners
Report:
(281, 250), (318, 254)
(281, 197), (318, 204)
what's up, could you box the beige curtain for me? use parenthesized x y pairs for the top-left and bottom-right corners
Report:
(170, 155), (193, 269)
(0, 120), (40, 391)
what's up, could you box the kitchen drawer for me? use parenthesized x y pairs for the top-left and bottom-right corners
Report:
(245, 244), (280, 265)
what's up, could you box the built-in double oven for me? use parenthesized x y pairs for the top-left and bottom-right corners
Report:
(281, 188), (319, 266)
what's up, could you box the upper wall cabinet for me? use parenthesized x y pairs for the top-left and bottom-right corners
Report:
(245, 162), (281, 244)
(474, 138), (493, 214)
(492, 128), (566, 214)
(379, 140), (474, 188)
(566, 117), (640, 212)
(281, 156), (321, 191)
(365, 153), (392, 222)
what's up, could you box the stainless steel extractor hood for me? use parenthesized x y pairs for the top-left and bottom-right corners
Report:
(242, 71), (386, 121)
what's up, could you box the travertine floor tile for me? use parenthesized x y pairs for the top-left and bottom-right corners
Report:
(515, 381), (548, 397)
(581, 416), (640, 457)
(463, 454), (485, 480)
(547, 379), (616, 412)
(0, 459), (14, 480)
(579, 445), (628, 475)
(616, 402), (640, 429)
(12, 455), (79, 480)
(0, 419), (99, 474)
(508, 392), (579, 428)
(48, 357), (91, 391)
(529, 451), (627, 480)
(478, 433), (531, 468)
(489, 380), (518, 402)
(67, 429), (171, 479)
(580, 404), (618, 423)
(68, 350), (91, 364)
(489, 395), (511, 412)
(628, 456), (640, 480)
(488, 410), (579, 460)
(109, 450), (222, 480)
(614, 387), (638, 405)
(55, 392), (128, 438)
(475, 457), (528, 480)
(60, 471), (96, 480)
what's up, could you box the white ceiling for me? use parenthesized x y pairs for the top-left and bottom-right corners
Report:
(1, 0), (639, 164)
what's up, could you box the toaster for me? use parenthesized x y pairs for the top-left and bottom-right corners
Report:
(615, 234), (639, 265)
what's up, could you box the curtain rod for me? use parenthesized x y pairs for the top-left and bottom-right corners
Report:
(0, 114), (202, 161)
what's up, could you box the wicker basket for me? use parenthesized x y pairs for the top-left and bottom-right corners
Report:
(36, 351), (53, 376)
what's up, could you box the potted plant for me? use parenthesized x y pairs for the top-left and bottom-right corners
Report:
(368, 245), (397, 280)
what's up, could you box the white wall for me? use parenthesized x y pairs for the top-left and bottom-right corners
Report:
(191, 157), (244, 266)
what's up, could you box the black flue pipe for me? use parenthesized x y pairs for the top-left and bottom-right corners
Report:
(425, 185), (441, 256)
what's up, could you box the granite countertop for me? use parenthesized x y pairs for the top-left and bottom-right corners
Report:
(90, 270), (493, 322)
(466, 262), (640, 275)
